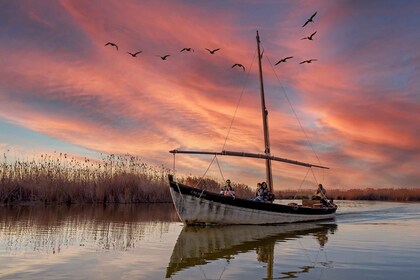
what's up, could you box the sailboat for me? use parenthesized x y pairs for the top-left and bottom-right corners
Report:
(168, 31), (337, 225)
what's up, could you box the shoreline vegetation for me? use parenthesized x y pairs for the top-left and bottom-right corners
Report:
(1, 152), (419, 205)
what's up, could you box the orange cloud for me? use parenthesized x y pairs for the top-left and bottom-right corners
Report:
(1, 0), (419, 188)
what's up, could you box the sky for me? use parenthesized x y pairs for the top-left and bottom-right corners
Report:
(0, 0), (419, 189)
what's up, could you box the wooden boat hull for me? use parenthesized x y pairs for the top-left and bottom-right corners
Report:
(169, 175), (336, 225)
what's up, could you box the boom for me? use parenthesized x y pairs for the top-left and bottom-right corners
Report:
(169, 149), (329, 170)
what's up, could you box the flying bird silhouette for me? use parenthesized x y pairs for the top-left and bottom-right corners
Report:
(180, 48), (194, 52)
(299, 59), (318, 64)
(105, 42), (118, 51)
(127, 51), (142, 57)
(205, 48), (220, 54)
(302, 11), (317, 27)
(275, 56), (294, 65)
(157, 55), (170, 60)
(232, 63), (245, 71)
(301, 31), (317, 41)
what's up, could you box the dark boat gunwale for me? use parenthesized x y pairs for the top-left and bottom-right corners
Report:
(169, 175), (336, 216)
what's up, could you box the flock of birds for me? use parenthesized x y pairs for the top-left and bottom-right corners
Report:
(104, 12), (319, 72)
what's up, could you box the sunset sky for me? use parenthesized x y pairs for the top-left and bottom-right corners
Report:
(1, 0), (419, 189)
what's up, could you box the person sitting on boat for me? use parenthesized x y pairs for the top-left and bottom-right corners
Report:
(313, 183), (327, 199)
(261, 182), (275, 203)
(253, 182), (269, 202)
(313, 183), (332, 207)
(222, 179), (235, 197)
(253, 183), (262, 201)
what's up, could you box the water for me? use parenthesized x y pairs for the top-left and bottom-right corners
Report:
(0, 201), (419, 280)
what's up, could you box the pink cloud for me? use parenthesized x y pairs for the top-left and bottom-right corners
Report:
(1, 0), (419, 188)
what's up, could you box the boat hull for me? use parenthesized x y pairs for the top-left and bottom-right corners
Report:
(169, 176), (336, 225)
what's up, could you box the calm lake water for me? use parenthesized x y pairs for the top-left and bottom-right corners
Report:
(0, 201), (419, 280)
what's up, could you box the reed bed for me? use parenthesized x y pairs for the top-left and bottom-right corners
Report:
(2, 151), (417, 204)
(0, 152), (172, 204)
(180, 176), (254, 199)
(0, 152), (253, 205)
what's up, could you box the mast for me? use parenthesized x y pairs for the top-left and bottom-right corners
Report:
(256, 31), (273, 192)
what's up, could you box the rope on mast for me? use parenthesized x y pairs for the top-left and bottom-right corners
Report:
(215, 155), (225, 183)
(293, 167), (312, 199)
(264, 51), (325, 172)
(194, 155), (217, 189)
(222, 49), (258, 150)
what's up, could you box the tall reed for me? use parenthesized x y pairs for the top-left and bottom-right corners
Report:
(0, 152), (172, 204)
(0, 152), (253, 204)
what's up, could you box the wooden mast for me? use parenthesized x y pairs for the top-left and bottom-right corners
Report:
(256, 31), (273, 192)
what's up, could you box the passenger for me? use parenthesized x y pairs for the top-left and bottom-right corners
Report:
(255, 183), (262, 196)
(313, 183), (334, 207)
(253, 183), (263, 201)
(314, 183), (327, 199)
(261, 182), (269, 201)
(223, 179), (235, 197)
(254, 182), (269, 202)
(262, 182), (276, 203)
(220, 185), (226, 195)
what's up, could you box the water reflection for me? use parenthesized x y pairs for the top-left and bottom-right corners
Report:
(166, 223), (337, 279)
(0, 204), (179, 253)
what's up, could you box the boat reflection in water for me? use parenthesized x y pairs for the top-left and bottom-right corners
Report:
(166, 222), (337, 279)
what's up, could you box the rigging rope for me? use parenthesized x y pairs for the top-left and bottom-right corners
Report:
(310, 167), (319, 185)
(293, 167), (311, 199)
(194, 155), (217, 188)
(189, 50), (258, 189)
(222, 49), (258, 150)
(215, 155), (225, 182)
(263, 48), (325, 183)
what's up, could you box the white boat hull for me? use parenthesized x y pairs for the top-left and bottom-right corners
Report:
(170, 186), (335, 225)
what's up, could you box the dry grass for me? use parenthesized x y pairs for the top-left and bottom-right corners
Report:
(0, 152), (254, 204)
(181, 176), (254, 199)
(0, 152), (172, 204)
(2, 151), (418, 204)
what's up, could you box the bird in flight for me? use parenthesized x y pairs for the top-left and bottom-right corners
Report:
(301, 31), (317, 41)
(105, 42), (118, 51)
(302, 12), (317, 27)
(300, 59), (318, 64)
(127, 51), (142, 57)
(232, 63), (245, 71)
(205, 48), (220, 54)
(180, 48), (194, 52)
(275, 56), (293, 65)
(157, 55), (170, 60)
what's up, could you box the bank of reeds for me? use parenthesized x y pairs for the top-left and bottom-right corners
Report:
(2, 152), (418, 204)
(278, 188), (420, 202)
(0, 153), (172, 204)
(0, 152), (254, 205)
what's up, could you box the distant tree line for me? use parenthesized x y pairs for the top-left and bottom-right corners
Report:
(278, 188), (420, 202)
